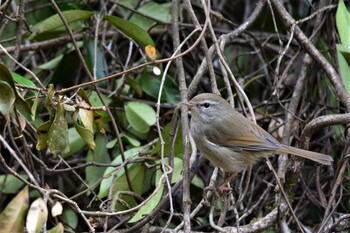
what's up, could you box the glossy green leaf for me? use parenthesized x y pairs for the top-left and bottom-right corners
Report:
(97, 147), (142, 199)
(50, 50), (80, 86)
(153, 121), (183, 157)
(0, 81), (15, 119)
(125, 101), (156, 133)
(336, 0), (350, 48)
(337, 46), (350, 94)
(337, 43), (350, 63)
(85, 135), (110, 187)
(0, 63), (16, 90)
(38, 55), (63, 70)
(61, 208), (78, 230)
(83, 40), (107, 80)
(106, 133), (141, 148)
(125, 77), (142, 97)
(128, 2), (171, 31)
(103, 15), (155, 46)
(11, 72), (36, 88)
(191, 174), (205, 189)
(62, 128), (86, 158)
(138, 71), (180, 104)
(48, 99), (69, 155)
(172, 157), (183, 184)
(29, 10), (94, 40)
(112, 163), (145, 199)
(121, 133), (141, 147)
(128, 164), (164, 223)
(109, 163), (145, 212)
(0, 187), (29, 233)
(0, 174), (28, 194)
(26, 198), (48, 233)
(0, 64), (31, 116)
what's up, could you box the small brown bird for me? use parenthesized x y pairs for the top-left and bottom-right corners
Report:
(185, 93), (333, 191)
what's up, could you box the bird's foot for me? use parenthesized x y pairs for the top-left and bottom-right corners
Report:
(218, 183), (232, 194)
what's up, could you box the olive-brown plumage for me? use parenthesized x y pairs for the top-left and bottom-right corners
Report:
(187, 93), (333, 188)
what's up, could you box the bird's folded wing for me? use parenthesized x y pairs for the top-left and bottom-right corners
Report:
(223, 136), (280, 152)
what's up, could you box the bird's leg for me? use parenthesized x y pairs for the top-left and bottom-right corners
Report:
(218, 172), (237, 193)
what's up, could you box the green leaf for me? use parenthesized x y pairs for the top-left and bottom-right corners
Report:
(0, 81), (15, 119)
(0, 63), (16, 90)
(337, 46), (350, 95)
(28, 10), (94, 40)
(97, 147), (142, 199)
(121, 133), (141, 147)
(337, 43), (350, 63)
(119, 164), (145, 195)
(128, 183), (163, 223)
(26, 198), (48, 233)
(172, 157), (183, 184)
(62, 128), (86, 158)
(128, 165), (164, 223)
(11, 72), (36, 88)
(0, 63), (31, 116)
(0, 187), (29, 233)
(153, 121), (183, 157)
(38, 55), (63, 70)
(336, 0), (350, 47)
(128, 2), (171, 31)
(61, 208), (78, 230)
(48, 98), (69, 155)
(50, 50), (80, 86)
(85, 135), (110, 187)
(124, 101), (156, 133)
(0, 174), (28, 194)
(138, 71), (180, 104)
(83, 40), (107, 80)
(103, 15), (155, 46)
(191, 175), (205, 189)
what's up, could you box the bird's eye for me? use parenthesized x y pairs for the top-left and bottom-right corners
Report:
(203, 103), (210, 108)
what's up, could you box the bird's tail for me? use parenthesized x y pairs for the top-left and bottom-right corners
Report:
(276, 145), (333, 166)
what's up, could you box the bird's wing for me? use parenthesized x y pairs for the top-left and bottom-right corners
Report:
(222, 118), (281, 152)
(223, 135), (280, 152)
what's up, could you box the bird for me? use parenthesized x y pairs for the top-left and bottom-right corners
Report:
(185, 93), (333, 191)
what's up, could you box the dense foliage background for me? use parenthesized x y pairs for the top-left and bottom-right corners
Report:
(0, 0), (350, 232)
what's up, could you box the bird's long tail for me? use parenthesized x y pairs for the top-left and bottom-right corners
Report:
(276, 145), (333, 166)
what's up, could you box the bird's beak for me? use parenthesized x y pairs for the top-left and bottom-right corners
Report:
(181, 101), (193, 111)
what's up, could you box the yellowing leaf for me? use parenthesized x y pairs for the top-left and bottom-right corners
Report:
(73, 110), (96, 150)
(48, 223), (64, 233)
(145, 45), (157, 60)
(0, 187), (29, 233)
